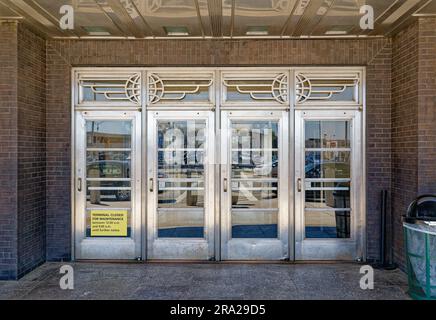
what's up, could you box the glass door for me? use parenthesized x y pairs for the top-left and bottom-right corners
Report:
(147, 111), (215, 260)
(295, 110), (364, 260)
(220, 111), (289, 260)
(74, 111), (142, 259)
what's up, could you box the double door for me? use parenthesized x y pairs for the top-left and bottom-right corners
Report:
(146, 110), (289, 260)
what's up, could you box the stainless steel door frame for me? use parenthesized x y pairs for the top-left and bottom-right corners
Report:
(74, 111), (142, 259)
(146, 110), (215, 260)
(294, 109), (364, 260)
(220, 110), (290, 260)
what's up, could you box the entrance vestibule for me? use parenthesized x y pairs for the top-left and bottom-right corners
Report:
(73, 67), (365, 262)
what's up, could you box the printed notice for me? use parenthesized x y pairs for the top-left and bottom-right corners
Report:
(90, 210), (128, 237)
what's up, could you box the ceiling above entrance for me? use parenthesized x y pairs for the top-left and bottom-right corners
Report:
(0, 0), (435, 39)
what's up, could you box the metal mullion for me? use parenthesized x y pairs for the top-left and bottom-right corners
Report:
(87, 187), (131, 191)
(159, 187), (204, 191)
(305, 148), (351, 152)
(158, 148), (204, 152)
(158, 178), (203, 181)
(158, 208), (204, 212)
(231, 187), (278, 191)
(306, 178), (351, 182)
(87, 148), (132, 152)
(232, 178), (278, 182)
(86, 178), (131, 182)
(232, 208), (278, 213)
(231, 148), (278, 152)
(306, 187), (350, 191)
(86, 208), (131, 211)
(304, 208), (351, 212)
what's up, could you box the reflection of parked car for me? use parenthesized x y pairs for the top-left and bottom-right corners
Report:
(87, 160), (130, 201)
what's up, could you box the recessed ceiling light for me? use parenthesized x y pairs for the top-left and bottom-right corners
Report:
(325, 30), (348, 35)
(325, 25), (354, 35)
(246, 26), (269, 36)
(164, 26), (189, 36)
(82, 26), (111, 36)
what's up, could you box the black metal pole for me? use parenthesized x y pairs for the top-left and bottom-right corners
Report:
(380, 190), (386, 266)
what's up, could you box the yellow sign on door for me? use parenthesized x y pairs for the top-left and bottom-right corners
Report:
(90, 210), (128, 237)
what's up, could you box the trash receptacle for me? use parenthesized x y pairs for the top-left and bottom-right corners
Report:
(403, 195), (436, 300)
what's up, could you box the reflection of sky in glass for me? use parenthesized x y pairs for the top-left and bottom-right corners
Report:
(305, 121), (350, 148)
(86, 121), (131, 135)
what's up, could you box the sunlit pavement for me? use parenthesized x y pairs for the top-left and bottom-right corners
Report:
(0, 262), (410, 300)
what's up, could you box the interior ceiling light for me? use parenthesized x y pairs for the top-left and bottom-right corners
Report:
(246, 26), (269, 36)
(164, 26), (189, 36)
(82, 26), (111, 36)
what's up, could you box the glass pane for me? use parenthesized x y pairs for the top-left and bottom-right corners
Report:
(305, 182), (350, 209)
(157, 120), (206, 238)
(86, 189), (131, 209)
(305, 151), (350, 179)
(305, 210), (350, 239)
(158, 182), (204, 208)
(87, 151), (131, 179)
(305, 121), (321, 148)
(158, 120), (205, 149)
(85, 120), (132, 238)
(230, 121), (279, 239)
(86, 121), (131, 148)
(231, 181), (278, 209)
(232, 151), (278, 179)
(232, 121), (278, 149)
(157, 210), (204, 238)
(232, 211), (278, 238)
(305, 121), (350, 149)
(309, 85), (355, 102)
(226, 85), (272, 101)
(86, 181), (130, 189)
(304, 120), (352, 239)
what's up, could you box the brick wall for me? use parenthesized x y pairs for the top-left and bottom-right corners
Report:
(417, 18), (436, 195)
(16, 24), (46, 278)
(392, 17), (436, 267)
(45, 37), (392, 262)
(0, 22), (46, 280)
(0, 21), (19, 280)
(366, 40), (393, 260)
(392, 21), (419, 267)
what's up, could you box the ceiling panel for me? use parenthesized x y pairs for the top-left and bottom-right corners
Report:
(132, 0), (205, 37)
(21, 0), (130, 37)
(0, 1), (21, 18)
(0, 0), (435, 39)
(310, 0), (398, 36)
(414, 0), (436, 14)
(231, 0), (297, 37)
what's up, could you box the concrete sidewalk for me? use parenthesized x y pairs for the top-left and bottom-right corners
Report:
(0, 262), (410, 300)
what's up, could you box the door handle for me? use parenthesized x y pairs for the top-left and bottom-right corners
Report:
(77, 177), (82, 192)
(297, 178), (302, 193)
(223, 178), (228, 192)
(149, 178), (154, 192)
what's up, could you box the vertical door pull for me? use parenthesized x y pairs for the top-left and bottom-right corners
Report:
(77, 178), (82, 192)
(297, 178), (302, 192)
(223, 178), (228, 192)
(149, 178), (154, 192)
